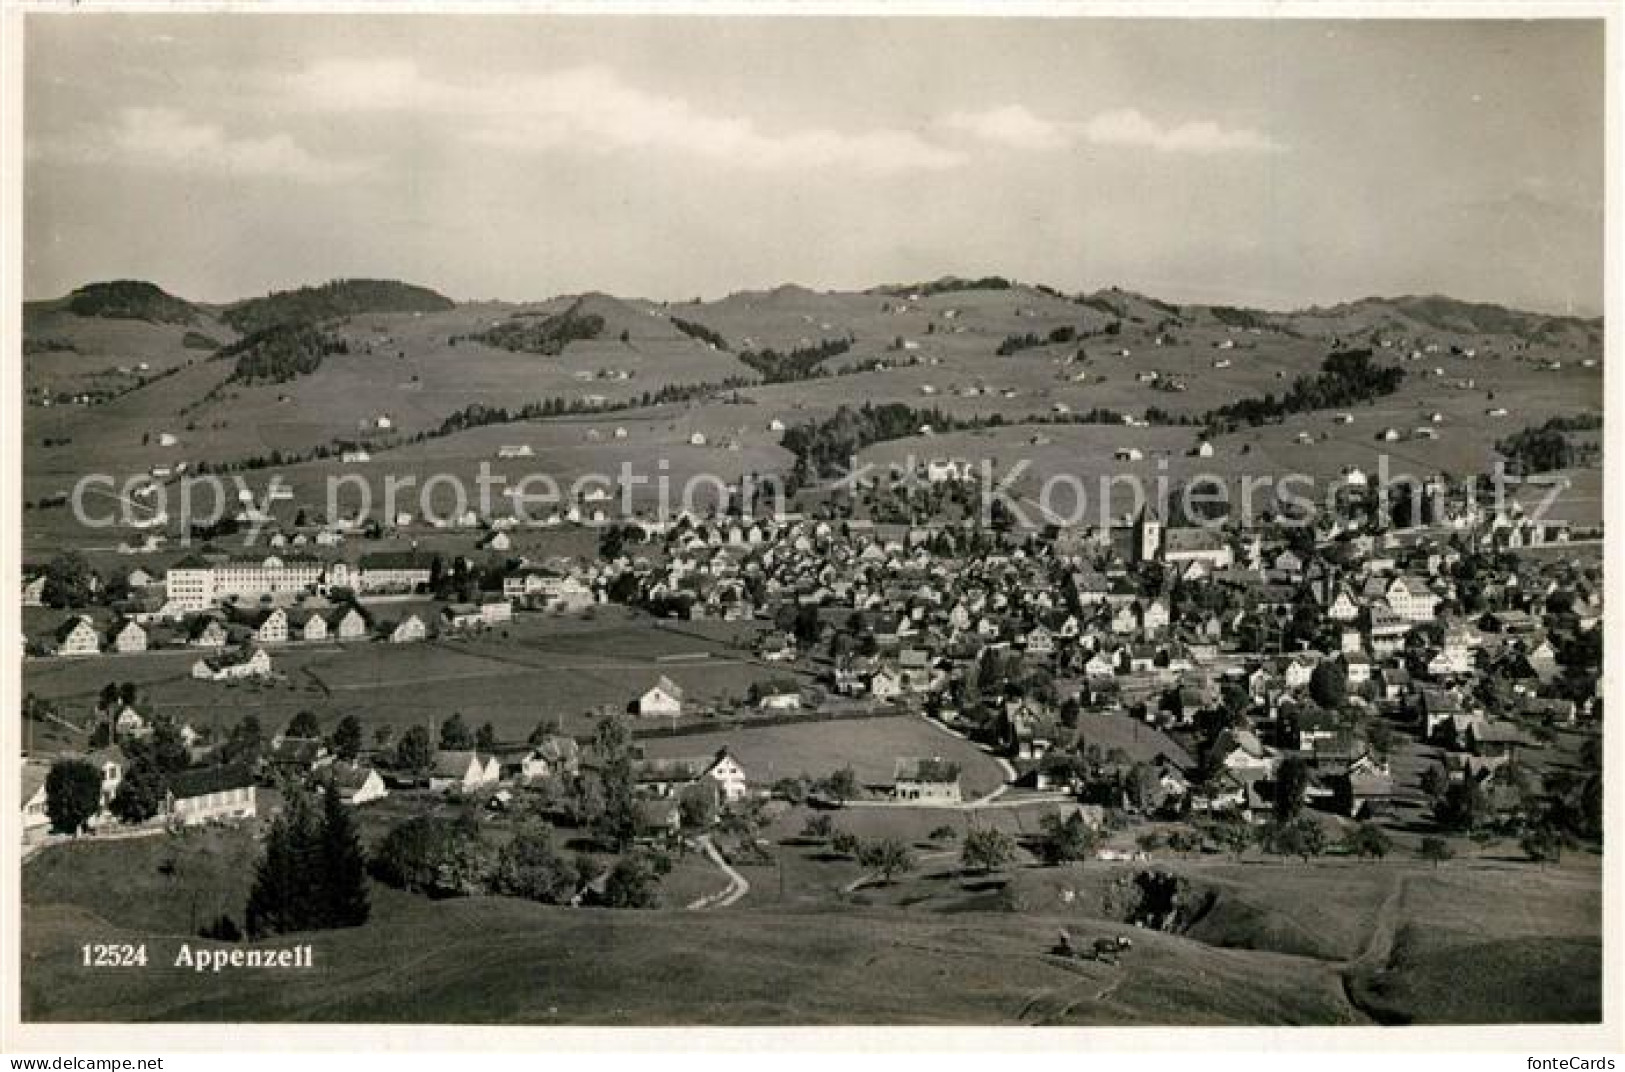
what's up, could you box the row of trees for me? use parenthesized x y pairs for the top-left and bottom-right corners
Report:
(1204, 348), (1405, 430)
(737, 337), (854, 383)
(472, 301), (605, 356)
(371, 812), (661, 908)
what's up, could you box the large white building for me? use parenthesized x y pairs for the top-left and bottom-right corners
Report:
(165, 554), (324, 611)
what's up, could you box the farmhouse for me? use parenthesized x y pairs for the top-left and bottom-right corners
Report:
(356, 550), (435, 593)
(388, 615), (428, 643)
(893, 757), (963, 804)
(330, 606), (369, 641)
(520, 736), (582, 782)
(54, 616), (101, 657)
(429, 751), (502, 795)
(636, 676), (684, 718)
(190, 646), (272, 682)
(166, 766), (257, 826)
(324, 761), (389, 806)
(109, 619), (148, 654)
(637, 749), (750, 804)
(287, 608), (328, 643)
(20, 760), (51, 845)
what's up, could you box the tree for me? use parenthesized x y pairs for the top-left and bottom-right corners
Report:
(394, 725), (434, 773)
(1520, 825), (1563, 868)
(109, 763), (166, 824)
(370, 812), (491, 898)
(858, 839), (915, 885)
(440, 713), (473, 750)
(1418, 836), (1454, 868)
(245, 806), (300, 936)
(590, 716), (638, 850)
(493, 823), (579, 904)
(286, 710), (321, 739)
(43, 551), (95, 608)
(1418, 763), (1447, 801)
(475, 722), (497, 751)
(830, 830), (862, 858)
(45, 760), (103, 834)
(822, 766), (859, 806)
(528, 718), (562, 745)
(1272, 755), (1311, 821)
(1037, 810), (1100, 865)
(221, 714), (265, 767)
(1309, 658), (1348, 709)
(602, 853), (660, 908)
(316, 787), (371, 928)
(1343, 822), (1392, 860)
(679, 781), (719, 830)
(1434, 778), (1486, 833)
(331, 715), (363, 762)
(801, 814), (834, 841)
(1265, 816), (1326, 862)
(960, 827), (1016, 874)
(1210, 819), (1254, 861)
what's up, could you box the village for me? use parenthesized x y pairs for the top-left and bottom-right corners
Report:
(20, 443), (1604, 937)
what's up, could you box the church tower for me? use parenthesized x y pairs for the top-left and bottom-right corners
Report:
(1135, 503), (1163, 563)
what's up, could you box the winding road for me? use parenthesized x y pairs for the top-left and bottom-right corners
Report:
(688, 835), (751, 909)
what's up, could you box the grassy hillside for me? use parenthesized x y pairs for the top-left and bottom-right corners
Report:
(222, 279), (455, 334)
(21, 277), (1602, 548)
(22, 828), (1599, 1025)
(63, 280), (200, 325)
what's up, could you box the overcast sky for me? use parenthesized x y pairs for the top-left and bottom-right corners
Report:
(23, 15), (1605, 315)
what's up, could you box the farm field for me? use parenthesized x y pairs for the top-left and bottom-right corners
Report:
(21, 610), (790, 742)
(638, 713), (1007, 798)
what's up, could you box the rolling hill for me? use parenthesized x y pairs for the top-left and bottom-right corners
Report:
(220, 278), (456, 334)
(20, 274), (1603, 543)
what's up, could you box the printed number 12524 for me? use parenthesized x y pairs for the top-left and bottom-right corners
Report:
(82, 943), (148, 967)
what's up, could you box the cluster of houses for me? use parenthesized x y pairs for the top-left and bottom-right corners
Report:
(26, 549), (603, 660)
(581, 494), (1598, 825)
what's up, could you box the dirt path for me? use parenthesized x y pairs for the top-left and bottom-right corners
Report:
(688, 835), (750, 909)
(1337, 871), (1410, 1024)
(919, 713), (1018, 804)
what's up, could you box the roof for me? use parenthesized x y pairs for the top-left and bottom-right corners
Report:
(1163, 527), (1228, 553)
(20, 760), (49, 808)
(168, 765), (257, 799)
(54, 616), (94, 642)
(894, 756), (961, 784)
(358, 550), (436, 570)
(431, 750), (494, 777)
(646, 675), (684, 700)
(324, 761), (380, 795)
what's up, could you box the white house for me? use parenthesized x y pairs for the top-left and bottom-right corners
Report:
(428, 750), (501, 794)
(166, 766), (258, 826)
(636, 676), (684, 718)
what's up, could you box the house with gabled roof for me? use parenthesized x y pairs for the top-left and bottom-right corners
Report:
(166, 766), (258, 826)
(636, 676), (684, 718)
(53, 616), (101, 657)
(892, 757), (962, 804)
(429, 750), (501, 794)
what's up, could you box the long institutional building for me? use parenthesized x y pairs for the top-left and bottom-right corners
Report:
(165, 552), (434, 611)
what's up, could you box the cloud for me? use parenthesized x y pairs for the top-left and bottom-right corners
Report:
(941, 105), (1064, 150)
(944, 104), (1281, 155)
(32, 107), (360, 183)
(285, 59), (963, 175)
(1082, 108), (1281, 154)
